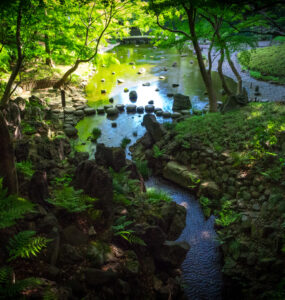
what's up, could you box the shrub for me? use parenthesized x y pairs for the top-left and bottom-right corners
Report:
(146, 187), (172, 204)
(135, 160), (151, 179)
(153, 145), (165, 158)
(16, 161), (34, 179)
(91, 127), (102, 142)
(120, 137), (131, 149)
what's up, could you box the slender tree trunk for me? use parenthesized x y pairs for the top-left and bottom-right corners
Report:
(44, 33), (53, 67)
(0, 112), (18, 194)
(225, 47), (242, 94)
(53, 60), (81, 89)
(0, 2), (23, 108)
(218, 48), (232, 96)
(187, 8), (217, 112)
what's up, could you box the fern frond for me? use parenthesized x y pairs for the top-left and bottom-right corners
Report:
(0, 267), (12, 284)
(7, 231), (50, 261)
(0, 178), (34, 229)
(128, 234), (146, 246)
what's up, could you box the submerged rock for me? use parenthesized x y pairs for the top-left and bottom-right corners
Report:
(129, 90), (138, 101)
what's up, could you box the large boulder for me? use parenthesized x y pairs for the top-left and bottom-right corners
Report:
(142, 114), (165, 142)
(95, 143), (126, 172)
(172, 94), (191, 111)
(155, 241), (190, 267)
(198, 181), (221, 198)
(73, 160), (113, 222)
(163, 161), (200, 190)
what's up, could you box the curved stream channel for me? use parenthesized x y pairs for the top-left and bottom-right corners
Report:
(76, 44), (230, 299)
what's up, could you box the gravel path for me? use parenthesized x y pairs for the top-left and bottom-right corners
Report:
(201, 41), (285, 101)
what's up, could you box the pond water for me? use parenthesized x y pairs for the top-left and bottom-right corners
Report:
(76, 44), (236, 156)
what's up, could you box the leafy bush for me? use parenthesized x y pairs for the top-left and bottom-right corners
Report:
(47, 185), (97, 213)
(7, 230), (50, 261)
(0, 178), (34, 229)
(199, 196), (211, 217)
(215, 200), (240, 227)
(120, 137), (131, 149)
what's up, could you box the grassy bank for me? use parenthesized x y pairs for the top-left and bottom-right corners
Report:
(238, 43), (285, 84)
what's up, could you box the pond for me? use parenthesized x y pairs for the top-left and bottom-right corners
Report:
(75, 44), (236, 156)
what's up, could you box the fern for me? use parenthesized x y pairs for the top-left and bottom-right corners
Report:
(7, 231), (50, 261)
(110, 168), (140, 195)
(0, 267), (12, 285)
(16, 161), (34, 179)
(47, 185), (97, 213)
(43, 288), (58, 300)
(153, 145), (165, 158)
(0, 272), (42, 299)
(0, 178), (34, 229)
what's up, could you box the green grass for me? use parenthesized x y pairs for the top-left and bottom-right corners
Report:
(238, 43), (285, 84)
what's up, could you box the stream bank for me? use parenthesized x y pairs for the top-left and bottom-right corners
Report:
(131, 103), (285, 299)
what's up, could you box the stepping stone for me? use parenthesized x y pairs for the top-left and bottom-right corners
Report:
(101, 79), (105, 82)
(172, 83), (179, 87)
(126, 104), (136, 113)
(97, 107), (105, 114)
(129, 91), (137, 101)
(117, 79), (124, 83)
(74, 110), (84, 117)
(129, 62), (135, 65)
(104, 105), (113, 111)
(155, 88), (160, 92)
(143, 82), (150, 86)
(159, 76), (165, 79)
(137, 106), (144, 113)
(64, 126), (78, 137)
(145, 104), (155, 112)
(116, 104), (125, 111)
(171, 112), (182, 119)
(111, 122), (117, 128)
(84, 108), (96, 115)
(155, 110), (163, 116)
(148, 100), (154, 104)
(109, 98), (114, 103)
(64, 107), (75, 114)
(101, 89), (107, 94)
(112, 72), (115, 75)
(167, 93), (174, 97)
(75, 105), (86, 110)
(106, 107), (119, 116)
(162, 111), (171, 118)
(180, 110), (190, 115)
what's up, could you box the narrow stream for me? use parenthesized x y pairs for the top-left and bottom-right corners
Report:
(146, 177), (223, 300)
(76, 44), (228, 299)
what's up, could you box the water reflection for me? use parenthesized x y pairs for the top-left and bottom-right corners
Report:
(76, 44), (237, 156)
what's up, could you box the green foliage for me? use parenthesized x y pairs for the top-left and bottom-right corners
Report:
(120, 137), (131, 149)
(199, 196), (211, 217)
(215, 199), (240, 227)
(238, 44), (285, 84)
(153, 145), (165, 158)
(163, 122), (175, 130)
(16, 161), (34, 179)
(91, 127), (102, 142)
(146, 187), (172, 204)
(110, 167), (140, 195)
(0, 178), (34, 229)
(51, 174), (73, 186)
(112, 216), (146, 246)
(7, 230), (50, 261)
(47, 185), (97, 213)
(21, 122), (36, 135)
(135, 160), (151, 179)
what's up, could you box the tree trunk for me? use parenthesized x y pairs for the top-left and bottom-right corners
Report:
(0, 1), (23, 108)
(225, 47), (242, 95)
(53, 60), (81, 89)
(187, 8), (217, 112)
(45, 33), (54, 67)
(218, 48), (232, 96)
(0, 112), (18, 194)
